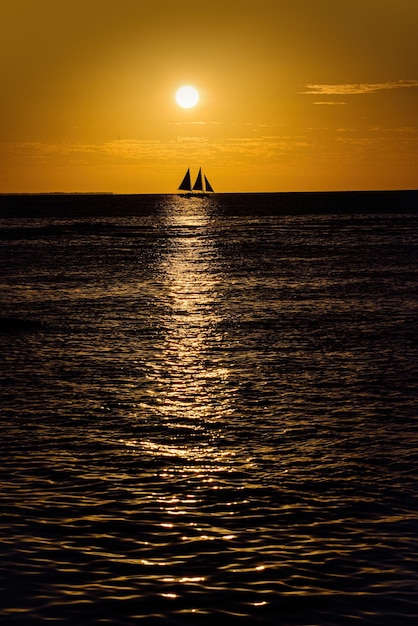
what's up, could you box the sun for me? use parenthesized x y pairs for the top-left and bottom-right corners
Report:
(175, 85), (199, 109)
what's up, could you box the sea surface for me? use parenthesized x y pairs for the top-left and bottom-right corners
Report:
(1, 191), (418, 625)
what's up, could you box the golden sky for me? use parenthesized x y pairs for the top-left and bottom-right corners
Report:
(1, 0), (417, 193)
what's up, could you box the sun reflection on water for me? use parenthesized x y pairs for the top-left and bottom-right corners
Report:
(115, 198), (259, 568)
(120, 438), (235, 465)
(145, 198), (234, 444)
(113, 195), (257, 508)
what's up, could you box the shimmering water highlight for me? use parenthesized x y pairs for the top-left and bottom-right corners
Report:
(1, 191), (417, 625)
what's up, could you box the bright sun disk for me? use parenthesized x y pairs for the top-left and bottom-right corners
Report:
(175, 85), (199, 109)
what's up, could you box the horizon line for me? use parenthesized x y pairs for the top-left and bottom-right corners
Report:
(0, 188), (417, 196)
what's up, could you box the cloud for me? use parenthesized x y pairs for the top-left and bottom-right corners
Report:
(173, 121), (207, 126)
(174, 136), (208, 143)
(170, 121), (222, 127)
(301, 79), (418, 95)
(0, 134), (314, 167)
(313, 101), (347, 105)
(0, 140), (176, 165)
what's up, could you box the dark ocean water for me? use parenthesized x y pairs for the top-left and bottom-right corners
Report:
(1, 191), (418, 625)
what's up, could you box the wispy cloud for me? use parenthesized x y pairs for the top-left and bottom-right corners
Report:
(0, 140), (176, 164)
(174, 136), (209, 146)
(1, 132), (314, 165)
(313, 101), (347, 105)
(170, 121), (222, 126)
(302, 79), (418, 95)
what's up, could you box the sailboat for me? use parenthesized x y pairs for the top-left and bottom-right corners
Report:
(178, 168), (214, 196)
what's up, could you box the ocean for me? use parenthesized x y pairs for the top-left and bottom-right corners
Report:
(1, 191), (417, 625)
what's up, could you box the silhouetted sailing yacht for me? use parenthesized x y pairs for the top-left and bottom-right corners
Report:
(178, 168), (214, 196)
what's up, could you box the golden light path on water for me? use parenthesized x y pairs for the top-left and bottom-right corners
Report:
(118, 197), (250, 571)
(156, 197), (231, 422)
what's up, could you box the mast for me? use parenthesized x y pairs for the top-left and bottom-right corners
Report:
(192, 168), (204, 192)
(204, 175), (214, 193)
(178, 168), (192, 191)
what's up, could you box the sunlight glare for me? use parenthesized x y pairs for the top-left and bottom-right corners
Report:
(175, 85), (199, 108)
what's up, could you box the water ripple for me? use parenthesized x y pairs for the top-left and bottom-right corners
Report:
(1, 194), (418, 624)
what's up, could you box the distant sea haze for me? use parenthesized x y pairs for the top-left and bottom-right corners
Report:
(1, 191), (418, 625)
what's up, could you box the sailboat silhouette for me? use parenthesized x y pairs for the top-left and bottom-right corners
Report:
(178, 168), (214, 196)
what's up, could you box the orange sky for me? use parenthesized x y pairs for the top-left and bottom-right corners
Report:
(1, 0), (417, 193)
